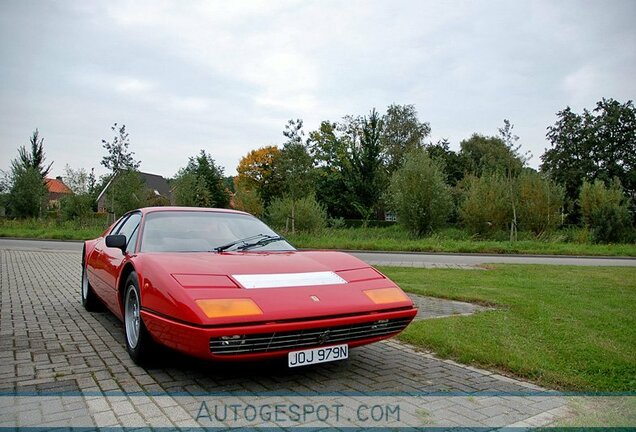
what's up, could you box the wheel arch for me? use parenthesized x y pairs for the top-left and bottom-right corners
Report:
(118, 262), (138, 311)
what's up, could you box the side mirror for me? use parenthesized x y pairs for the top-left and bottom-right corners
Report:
(105, 234), (127, 254)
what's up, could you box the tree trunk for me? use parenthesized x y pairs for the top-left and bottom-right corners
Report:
(291, 199), (296, 234)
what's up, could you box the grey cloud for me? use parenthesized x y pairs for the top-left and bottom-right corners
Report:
(1, 0), (634, 178)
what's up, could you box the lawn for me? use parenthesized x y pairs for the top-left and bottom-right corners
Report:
(379, 264), (636, 392)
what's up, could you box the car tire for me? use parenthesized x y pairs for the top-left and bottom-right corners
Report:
(81, 252), (102, 312)
(123, 271), (155, 365)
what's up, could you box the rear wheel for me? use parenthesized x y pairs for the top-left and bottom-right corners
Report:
(81, 252), (102, 311)
(124, 271), (155, 365)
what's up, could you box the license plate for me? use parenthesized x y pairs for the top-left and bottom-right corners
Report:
(288, 344), (348, 368)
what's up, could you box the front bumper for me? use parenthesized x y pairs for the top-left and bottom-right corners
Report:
(141, 307), (417, 361)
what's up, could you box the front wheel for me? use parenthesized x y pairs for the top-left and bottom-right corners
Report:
(124, 271), (155, 365)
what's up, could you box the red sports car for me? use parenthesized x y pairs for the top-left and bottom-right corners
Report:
(82, 207), (417, 366)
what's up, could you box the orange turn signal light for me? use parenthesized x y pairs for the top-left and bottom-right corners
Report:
(196, 298), (263, 318)
(364, 288), (409, 304)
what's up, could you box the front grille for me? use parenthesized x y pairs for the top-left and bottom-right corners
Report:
(209, 317), (411, 355)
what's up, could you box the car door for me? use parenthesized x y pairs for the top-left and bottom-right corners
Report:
(87, 214), (130, 304)
(100, 212), (142, 315)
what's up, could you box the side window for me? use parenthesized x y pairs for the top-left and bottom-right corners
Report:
(126, 224), (141, 254)
(110, 215), (129, 235)
(115, 212), (142, 253)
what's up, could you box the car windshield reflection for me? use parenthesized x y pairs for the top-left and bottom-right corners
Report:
(140, 211), (295, 253)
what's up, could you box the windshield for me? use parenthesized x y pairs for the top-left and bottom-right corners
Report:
(140, 211), (295, 253)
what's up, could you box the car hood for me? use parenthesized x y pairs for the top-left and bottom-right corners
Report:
(136, 250), (414, 325)
(140, 250), (366, 275)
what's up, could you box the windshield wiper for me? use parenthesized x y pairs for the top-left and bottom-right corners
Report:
(214, 234), (282, 253)
(237, 235), (284, 251)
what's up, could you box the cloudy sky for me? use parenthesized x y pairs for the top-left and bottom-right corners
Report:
(1, 0), (635, 180)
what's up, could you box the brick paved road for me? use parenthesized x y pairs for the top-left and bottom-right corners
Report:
(0, 246), (570, 428)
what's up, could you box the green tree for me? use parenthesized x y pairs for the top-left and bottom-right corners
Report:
(580, 179), (634, 243)
(101, 123), (141, 173)
(591, 100), (636, 196)
(233, 180), (264, 217)
(173, 171), (213, 207)
(541, 99), (636, 221)
(380, 104), (430, 174)
(183, 150), (229, 208)
(267, 194), (327, 233)
(62, 165), (91, 194)
(387, 149), (452, 236)
(307, 108), (419, 220)
(460, 174), (512, 235)
(0, 170), (10, 194)
(307, 121), (351, 218)
(426, 138), (467, 186)
(60, 194), (94, 221)
(517, 171), (564, 235)
(9, 166), (47, 218)
(107, 170), (146, 216)
(12, 129), (53, 179)
(60, 165), (94, 221)
(8, 129), (53, 218)
(497, 119), (528, 241)
(100, 123), (141, 219)
(460, 133), (524, 178)
(278, 119), (315, 232)
(307, 121), (343, 167)
(342, 109), (386, 219)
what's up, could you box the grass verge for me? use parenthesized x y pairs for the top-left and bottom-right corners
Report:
(2, 219), (636, 257)
(379, 264), (636, 392)
(288, 226), (636, 257)
(0, 219), (106, 240)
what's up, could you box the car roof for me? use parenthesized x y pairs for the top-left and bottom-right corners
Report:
(139, 206), (250, 216)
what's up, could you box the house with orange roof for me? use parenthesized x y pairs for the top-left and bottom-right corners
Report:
(45, 177), (73, 207)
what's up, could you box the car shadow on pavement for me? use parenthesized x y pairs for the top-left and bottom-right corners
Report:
(90, 310), (359, 391)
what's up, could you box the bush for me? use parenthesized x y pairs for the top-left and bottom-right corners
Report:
(517, 171), (564, 235)
(267, 195), (327, 233)
(8, 166), (47, 218)
(460, 174), (511, 235)
(145, 189), (170, 207)
(60, 194), (94, 221)
(387, 149), (453, 236)
(342, 219), (396, 228)
(328, 217), (345, 228)
(233, 185), (264, 217)
(580, 179), (634, 243)
(106, 170), (145, 216)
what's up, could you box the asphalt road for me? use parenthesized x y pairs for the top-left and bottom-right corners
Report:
(1, 238), (635, 267)
(350, 250), (636, 267)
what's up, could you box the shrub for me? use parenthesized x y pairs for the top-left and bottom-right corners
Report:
(328, 217), (345, 228)
(60, 194), (94, 221)
(342, 219), (397, 228)
(105, 170), (145, 216)
(145, 189), (170, 207)
(267, 195), (327, 233)
(517, 171), (564, 235)
(580, 179), (634, 243)
(233, 185), (264, 217)
(460, 174), (511, 235)
(8, 166), (47, 218)
(387, 149), (453, 236)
